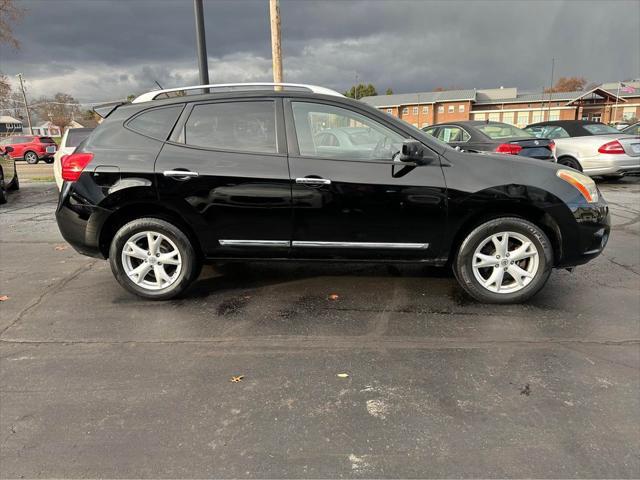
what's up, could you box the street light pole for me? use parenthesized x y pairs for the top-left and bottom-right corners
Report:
(193, 0), (210, 90)
(16, 73), (33, 135)
(269, 0), (283, 85)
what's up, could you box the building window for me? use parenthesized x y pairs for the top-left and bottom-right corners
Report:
(412, 106), (418, 115)
(502, 112), (515, 125)
(473, 113), (486, 121)
(517, 112), (529, 127)
(422, 106), (428, 114)
(531, 111), (544, 123)
(459, 104), (465, 112)
(488, 112), (500, 122)
(549, 110), (560, 121)
(437, 105), (444, 113)
(622, 106), (637, 120)
(448, 105), (455, 113)
(386, 108), (392, 114)
(402, 107), (409, 115)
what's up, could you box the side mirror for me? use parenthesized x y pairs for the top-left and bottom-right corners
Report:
(2, 146), (14, 154)
(400, 139), (432, 165)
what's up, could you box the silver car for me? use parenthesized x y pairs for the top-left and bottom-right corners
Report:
(525, 121), (640, 178)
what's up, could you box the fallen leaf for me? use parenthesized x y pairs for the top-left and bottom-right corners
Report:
(328, 293), (340, 301)
(520, 383), (531, 396)
(230, 375), (244, 383)
(337, 373), (349, 378)
(54, 245), (68, 251)
(0, 295), (9, 302)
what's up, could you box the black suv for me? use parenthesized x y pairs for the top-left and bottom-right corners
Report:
(56, 83), (610, 303)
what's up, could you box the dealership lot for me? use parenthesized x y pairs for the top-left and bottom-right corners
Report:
(1, 176), (639, 478)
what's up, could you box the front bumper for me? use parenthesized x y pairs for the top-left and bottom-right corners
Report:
(581, 153), (640, 176)
(556, 198), (610, 267)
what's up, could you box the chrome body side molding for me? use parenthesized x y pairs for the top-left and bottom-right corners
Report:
(293, 241), (429, 249)
(219, 240), (290, 247)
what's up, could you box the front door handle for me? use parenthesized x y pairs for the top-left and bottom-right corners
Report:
(295, 177), (331, 185)
(163, 169), (199, 179)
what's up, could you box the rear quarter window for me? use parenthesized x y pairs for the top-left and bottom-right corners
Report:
(127, 105), (184, 140)
(38, 137), (56, 143)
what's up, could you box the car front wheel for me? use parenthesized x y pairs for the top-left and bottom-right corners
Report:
(109, 218), (201, 300)
(454, 217), (553, 303)
(24, 151), (39, 164)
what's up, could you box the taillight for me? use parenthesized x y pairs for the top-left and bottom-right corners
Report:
(548, 140), (555, 151)
(494, 143), (523, 155)
(598, 140), (625, 154)
(61, 152), (93, 181)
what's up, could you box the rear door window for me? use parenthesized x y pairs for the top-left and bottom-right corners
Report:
(183, 101), (277, 154)
(39, 137), (56, 144)
(128, 105), (184, 140)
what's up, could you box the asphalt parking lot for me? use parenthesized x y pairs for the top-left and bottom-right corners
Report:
(1, 174), (639, 478)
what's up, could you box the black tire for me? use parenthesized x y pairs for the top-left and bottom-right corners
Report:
(24, 151), (39, 164)
(109, 217), (201, 300)
(7, 167), (19, 191)
(44, 158), (54, 164)
(0, 170), (7, 205)
(558, 156), (582, 171)
(454, 217), (553, 304)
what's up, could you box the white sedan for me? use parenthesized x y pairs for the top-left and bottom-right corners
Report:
(53, 127), (94, 189)
(525, 120), (640, 179)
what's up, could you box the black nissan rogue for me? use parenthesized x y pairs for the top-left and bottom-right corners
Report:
(56, 83), (610, 303)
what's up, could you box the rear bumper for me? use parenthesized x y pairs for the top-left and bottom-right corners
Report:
(581, 153), (640, 176)
(55, 184), (110, 259)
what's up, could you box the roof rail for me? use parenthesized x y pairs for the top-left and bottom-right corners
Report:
(131, 82), (344, 103)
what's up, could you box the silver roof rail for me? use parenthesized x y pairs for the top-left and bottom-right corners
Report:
(132, 82), (344, 103)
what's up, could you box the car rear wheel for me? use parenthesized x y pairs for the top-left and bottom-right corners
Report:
(109, 218), (201, 300)
(454, 217), (553, 303)
(558, 156), (581, 171)
(24, 151), (38, 164)
(44, 158), (54, 164)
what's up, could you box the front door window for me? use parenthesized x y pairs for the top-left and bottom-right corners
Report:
(291, 102), (405, 161)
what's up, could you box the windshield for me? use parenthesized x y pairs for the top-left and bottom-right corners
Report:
(583, 123), (620, 135)
(477, 123), (534, 139)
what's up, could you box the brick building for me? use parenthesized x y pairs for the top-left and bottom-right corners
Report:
(360, 81), (640, 128)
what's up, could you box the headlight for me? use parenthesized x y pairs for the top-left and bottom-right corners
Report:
(556, 169), (599, 203)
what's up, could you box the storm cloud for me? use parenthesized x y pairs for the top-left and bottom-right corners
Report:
(1, 0), (639, 104)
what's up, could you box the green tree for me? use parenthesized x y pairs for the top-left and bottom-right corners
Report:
(385, 88), (393, 95)
(344, 83), (377, 99)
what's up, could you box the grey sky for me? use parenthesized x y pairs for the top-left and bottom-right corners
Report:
(1, 0), (639, 103)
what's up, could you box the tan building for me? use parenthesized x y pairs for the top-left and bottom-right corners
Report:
(360, 81), (640, 128)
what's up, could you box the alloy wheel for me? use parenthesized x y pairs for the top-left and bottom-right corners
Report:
(471, 231), (539, 294)
(121, 231), (182, 290)
(24, 152), (38, 164)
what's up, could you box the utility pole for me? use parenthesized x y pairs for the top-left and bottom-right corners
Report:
(546, 57), (555, 120)
(193, 0), (210, 91)
(269, 0), (283, 85)
(16, 73), (33, 135)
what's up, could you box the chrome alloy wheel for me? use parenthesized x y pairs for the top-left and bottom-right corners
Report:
(121, 231), (182, 290)
(471, 231), (539, 294)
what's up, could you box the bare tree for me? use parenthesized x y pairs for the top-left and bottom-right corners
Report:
(34, 93), (81, 134)
(0, 0), (26, 49)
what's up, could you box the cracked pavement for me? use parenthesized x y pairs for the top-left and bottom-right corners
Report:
(1, 179), (639, 478)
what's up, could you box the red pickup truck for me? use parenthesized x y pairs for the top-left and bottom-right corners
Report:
(0, 135), (57, 164)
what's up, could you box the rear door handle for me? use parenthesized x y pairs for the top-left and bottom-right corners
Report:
(163, 170), (199, 178)
(295, 177), (331, 185)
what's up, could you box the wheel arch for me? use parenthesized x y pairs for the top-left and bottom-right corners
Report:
(447, 202), (563, 267)
(98, 202), (205, 260)
(557, 154), (583, 171)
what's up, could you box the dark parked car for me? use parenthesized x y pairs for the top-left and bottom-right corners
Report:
(0, 145), (20, 204)
(56, 83), (610, 304)
(423, 121), (556, 161)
